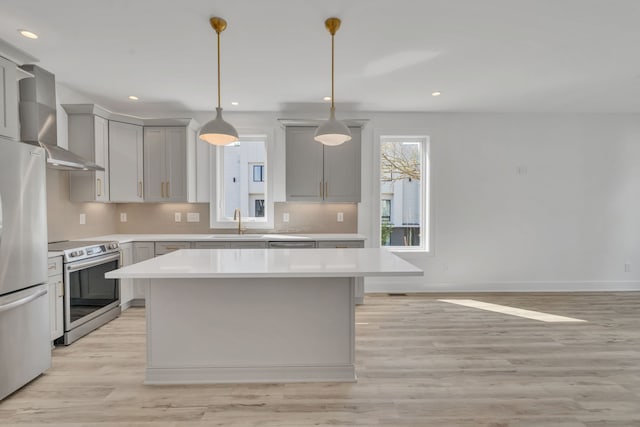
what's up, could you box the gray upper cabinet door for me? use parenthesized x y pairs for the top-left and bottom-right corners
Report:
(323, 127), (361, 202)
(0, 56), (18, 140)
(164, 127), (187, 202)
(285, 126), (361, 202)
(143, 127), (166, 202)
(143, 126), (195, 202)
(68, 114), (109, 202)
(109, 121), (143, 202)
(286, 127), (324, 201)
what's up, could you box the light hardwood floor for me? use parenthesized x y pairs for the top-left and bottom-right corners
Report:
(1, 293), (639, 426)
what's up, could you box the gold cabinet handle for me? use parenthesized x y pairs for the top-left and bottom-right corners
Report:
(138, 181), (142, 198)
(96, 178), (102, 197)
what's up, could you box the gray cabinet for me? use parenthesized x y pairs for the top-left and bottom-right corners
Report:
(286, 126), (361, 202)
(0, 56), (18, 140)
(47, 256), (63, 341)
(132, 242), (155, 306)
(144, 126), (196, 202)
(119, 243), (134, 309)
(67, 113), (110, 202)
(155, 241), (192, 255)
(109, 121), (143, 202)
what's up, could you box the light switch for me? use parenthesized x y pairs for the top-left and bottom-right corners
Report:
(174, 212), (182, 222)
(337, 212), (344, 222)
(283, 213), (290, 223)
(120, 213), (127, 222)
(79, 213), (86, 225)
(187, 212), (200, 222)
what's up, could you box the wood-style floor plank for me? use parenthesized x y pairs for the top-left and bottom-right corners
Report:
(1, 292), (639, 426)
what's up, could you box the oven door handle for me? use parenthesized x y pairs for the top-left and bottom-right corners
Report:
(66, 252), (121, 272)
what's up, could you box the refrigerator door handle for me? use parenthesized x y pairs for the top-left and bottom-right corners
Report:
(0, 288), (48, 315)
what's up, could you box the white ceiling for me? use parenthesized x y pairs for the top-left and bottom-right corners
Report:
(1, 0), (640, 115)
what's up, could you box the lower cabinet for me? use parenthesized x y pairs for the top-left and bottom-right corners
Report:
(194, 241), (267, 249)
(119, 243), (134, 309)
(47, 257), (63, 342)
(132, 242), (155, 306)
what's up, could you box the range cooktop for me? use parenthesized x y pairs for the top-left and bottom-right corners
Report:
(48, 240), (120, 263)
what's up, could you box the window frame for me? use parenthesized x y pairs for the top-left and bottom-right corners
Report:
(377, 134), (431, 253)
(209, 130), (274, 230)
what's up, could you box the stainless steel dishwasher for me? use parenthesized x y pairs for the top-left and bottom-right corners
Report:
(268, 241), (316, 249)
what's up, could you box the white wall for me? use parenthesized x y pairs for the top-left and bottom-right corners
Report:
(95, 107), (640, 292)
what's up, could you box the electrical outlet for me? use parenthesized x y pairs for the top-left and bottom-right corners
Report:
(187, 212), (200, 222)
(174, 212), (182, 222)
(337, 212), (344, 222)
(283, 213), (290, 223)
(120, 212), (127, 222)
(79, 213), (86, 225)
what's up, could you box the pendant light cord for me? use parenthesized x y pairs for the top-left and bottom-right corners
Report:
(331, 32), (335, 110)
(217, 30), (221, 109)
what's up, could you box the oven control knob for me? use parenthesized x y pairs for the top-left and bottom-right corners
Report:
(70, 250), (83, 257)
(109, 243), (119, 249)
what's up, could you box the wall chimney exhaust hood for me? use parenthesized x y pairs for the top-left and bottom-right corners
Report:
(18, 65), (103, 171)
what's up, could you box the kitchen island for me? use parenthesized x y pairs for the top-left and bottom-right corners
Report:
(106, 248), (422, 384)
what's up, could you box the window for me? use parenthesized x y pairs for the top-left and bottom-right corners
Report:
(211, 134), (272, 229)
(252, 164), (264, 182)
(379, 135), (429, 251)
(254, 199), (265, 217)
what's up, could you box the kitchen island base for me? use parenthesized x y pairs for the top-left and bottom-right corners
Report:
(145, 277), (356, 384)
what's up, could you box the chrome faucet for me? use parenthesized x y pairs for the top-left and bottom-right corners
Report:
(233, 208), (242, 234)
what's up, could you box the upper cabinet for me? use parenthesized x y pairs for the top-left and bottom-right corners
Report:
(67, 113), (110, 202)
(109, 121), (143, 202)
(0, 56), (18, 140)
(286, 126), (361, 202)
(143, 126), (197, 203)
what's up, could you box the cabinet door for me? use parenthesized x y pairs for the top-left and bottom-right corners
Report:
(323, 127), (361, 202)
(119, 243), (134, 308)
(94, 116), (110, 202)
(317, 240), (364, 248)
(194, 242), (228, 249)
(109, 121), (143, 202)
(164, 127), (187, 202)
(133, 242), (155, 302)
(228, 241), (267, 249)
(48, 275), (64, 341)
(286, 127), (324, 201)
(0, 56), (18, 140)
(143, 128), (166, 202)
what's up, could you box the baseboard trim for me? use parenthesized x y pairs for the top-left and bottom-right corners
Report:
(145, 364), (356, 384)
(364, 279), (640, 293)
(130, 298), (146, 307)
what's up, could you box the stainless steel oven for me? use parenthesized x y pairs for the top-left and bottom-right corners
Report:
(48, 241), (121, 345)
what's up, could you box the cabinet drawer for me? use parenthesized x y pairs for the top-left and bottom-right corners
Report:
(228, 241), (267, 249)
(155, 241), (192, 255)
(47, 257), (62, 277)
(194, 242), (228, 249)
(316, 240), (364, 248)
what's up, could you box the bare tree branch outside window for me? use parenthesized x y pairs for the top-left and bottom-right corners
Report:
(380, 142), (420, 182)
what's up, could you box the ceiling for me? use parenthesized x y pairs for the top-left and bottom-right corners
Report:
(1, 0), (640, 115)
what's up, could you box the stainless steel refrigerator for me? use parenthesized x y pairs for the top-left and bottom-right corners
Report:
(0, 138), (50, 401)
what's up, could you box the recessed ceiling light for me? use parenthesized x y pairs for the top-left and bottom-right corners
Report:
(431, 91), (442, 97)
(231, 101), (239, 106)
(323, 96), (332, 101)
(128, 95), (139, 100)
(18, 29), (38, 39)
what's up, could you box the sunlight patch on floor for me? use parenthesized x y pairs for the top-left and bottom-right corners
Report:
(438, 299), (587, 322)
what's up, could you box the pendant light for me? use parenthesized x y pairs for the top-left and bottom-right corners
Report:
(199, 17), (239, 146)
(314, 17), (352, 146)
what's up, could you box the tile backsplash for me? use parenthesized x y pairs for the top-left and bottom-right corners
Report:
(47, 172), (358, 240)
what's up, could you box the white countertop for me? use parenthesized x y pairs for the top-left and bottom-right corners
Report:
(106, 248), (422, 279)
(80, 233), (367, 244)
(48, 251), (63, 258)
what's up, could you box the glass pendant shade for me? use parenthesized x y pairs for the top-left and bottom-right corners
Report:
(314, 108), (352, 146)
(199, 107), (239, 146)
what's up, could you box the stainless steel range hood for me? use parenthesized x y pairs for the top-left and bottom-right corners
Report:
(18, 65), (103, 171)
